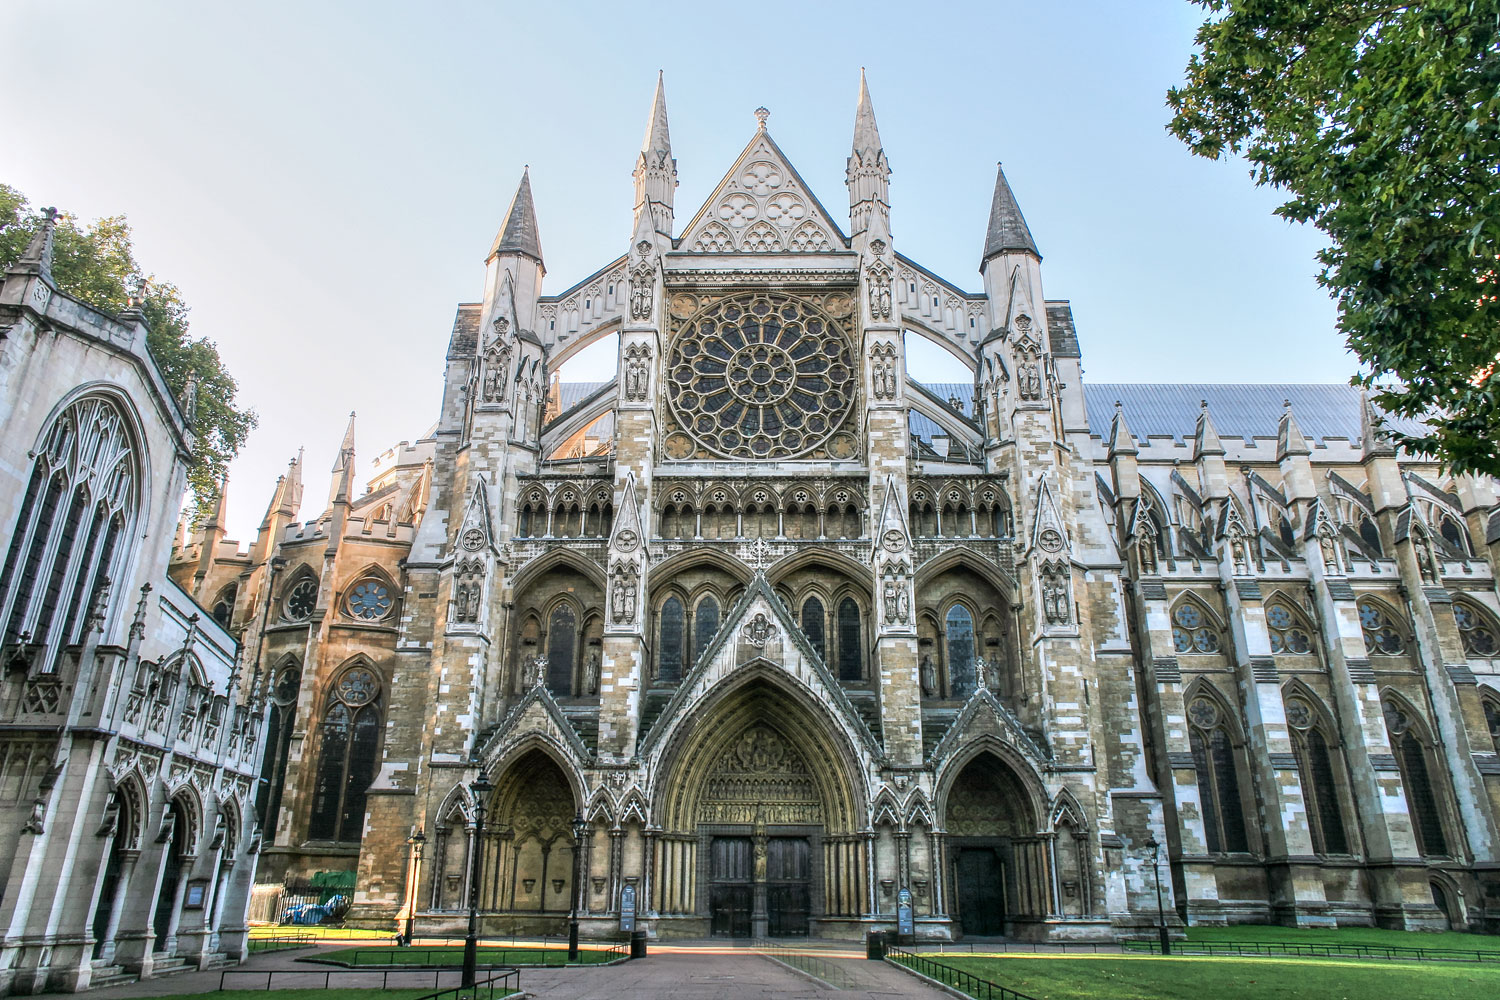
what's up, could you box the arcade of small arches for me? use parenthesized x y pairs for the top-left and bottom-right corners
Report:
(417, 682), (1088, 939)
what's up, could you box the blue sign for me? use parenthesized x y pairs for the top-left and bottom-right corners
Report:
(897, 889), (913, 937)
(620, 884), (637, 932)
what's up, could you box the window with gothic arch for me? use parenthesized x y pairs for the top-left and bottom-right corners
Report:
(1187, 694), (1250, 853)
(1266, 601), (1315, 655)
(256, 662), (301, 831)
(345, 577), (394, 621)
(945, 604), (976, 697)
(1482, 693), (1500, 755)
(281, 575), (318, 622)
(657, 596), (685, 683)
(1284, 694), (1349, 854)
(308, 663), (381, 842)
(1383, 699), (1449, 857)
(1357, 598), (1406, 654)
(1453, 600), (1499, 657)
(0, 394), (138, 664)
(1171, 599), (1221, 654)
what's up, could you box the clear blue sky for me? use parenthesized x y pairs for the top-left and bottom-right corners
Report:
(1, 1), (1349, 544)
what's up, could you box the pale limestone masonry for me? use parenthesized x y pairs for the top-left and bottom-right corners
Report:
(179, 73), (1499, 943)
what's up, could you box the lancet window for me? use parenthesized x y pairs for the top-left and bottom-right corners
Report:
(0, 394), (138, 661)
(693, 595), (720, 666)
(547, 603), (578, 694)
(1284, 693), (1349, 855)
(657, 597), (685, 683)
(1383, 700), (1450, 857)
(801, 597), (826, 662)
(945, 604), (976, 697)
(255, 661), (301, 830)
(309, 662), (381, 842)
(1187, 694), (1250, 854)
(1483, 693), (1500, 755)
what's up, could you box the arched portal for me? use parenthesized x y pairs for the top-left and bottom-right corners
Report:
(654, 674), (865, 938)
(940, 751), (1045, 938)
(481, 750), (581, 922)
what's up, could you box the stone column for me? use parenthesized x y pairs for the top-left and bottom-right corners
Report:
(96, 851), (139, 965)
(161, 855), (194, 956)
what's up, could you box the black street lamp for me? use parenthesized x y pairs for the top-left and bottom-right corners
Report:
(462, 769), (492, 989)
(568, 812), (587, 961)
(1144, 833), (1171, 955)
(404, 829), (425, 946)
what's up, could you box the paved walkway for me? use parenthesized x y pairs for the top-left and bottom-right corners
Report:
(79, 942), (950, 999)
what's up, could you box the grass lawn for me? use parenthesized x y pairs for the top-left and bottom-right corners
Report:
(1182, 924), (1500, 953)
(899, 954), (1500, 1000)
(324, 945), (619, 967)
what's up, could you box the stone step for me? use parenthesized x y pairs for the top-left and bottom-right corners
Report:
(88, 964), (136, 989)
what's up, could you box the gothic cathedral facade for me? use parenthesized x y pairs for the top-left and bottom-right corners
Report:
(174, 75), (1500, 940)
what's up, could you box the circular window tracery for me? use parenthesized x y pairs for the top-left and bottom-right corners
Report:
(346, 579), (393, 621)
(335, 665), (379, 706)
(283, 578), (318, 622)
(665, 292), (856, 460)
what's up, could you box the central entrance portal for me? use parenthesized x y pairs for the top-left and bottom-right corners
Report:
(708, 834), (812, 938)
(954, 847), (1006, 936)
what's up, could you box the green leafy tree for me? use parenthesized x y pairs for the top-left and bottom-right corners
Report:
(1168, 1), (1500, 475)
(0, 184), (256, 516)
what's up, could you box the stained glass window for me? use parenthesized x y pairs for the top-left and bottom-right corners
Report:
(1286, 696), (1348, 854)
(284, 577), (318, 621)
(946, 605), (975, 697)
(346, 579), (393, 621)
(1172, 600), (1220, 654)
(547, 604), (577, 695)
(1384, 701), (1449, 857)
(801, 597), (826, 663)
(1357, 599), (1405, 655)
(694, 596), (720, 668)
(1188, 696), (1249, 853)
(1454, 602), (1498, 657)
(837, 598), (862, 681)
(309, 665), (381, 842)
(658, 597), (685, 683)
(1266, 602), (1314, 654)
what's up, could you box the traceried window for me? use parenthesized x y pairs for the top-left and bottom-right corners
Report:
(663, 292), (857, 461)
(1453, 601), (1498, 657)
(345, 578), (393, 621)
(255, 663), (301, 830)
(211, 585), (237, 630)
(1187, 696), (1250, 853)
(1172, 600), (1221, 654)
(800, 597), (826, 663)
(693, 596), (720, 667)
(1266, 602), (1314, 655)
(837, 597), (863, 682)
(657, 597), (685, 683)
(1357, 599), (1405, 655)
(547, 604), (577, 695)
(309, 664), (381, 842)
(1285, 695), (1349, 854)
(945, 604), (976, 698)
(1383, 701), (1449, 857)
(0, 395), (137, 661)
(1482, 695), (1500, 755)
(283, 577), (318, 622)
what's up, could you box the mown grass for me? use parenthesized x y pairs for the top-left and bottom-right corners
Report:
(323, 945), (619, 967)
(1182, 923), (1500, 953)
(897, 954), (1500, 1000)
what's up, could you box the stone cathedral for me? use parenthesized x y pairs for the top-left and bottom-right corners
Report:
(175, 74), (1500, 941)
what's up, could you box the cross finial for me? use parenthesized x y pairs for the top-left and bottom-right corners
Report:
(754, 107), (770, 130)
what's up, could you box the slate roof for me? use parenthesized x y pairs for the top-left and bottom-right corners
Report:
(982, 164), (1039, 262)
(489, 169), (544, 264)
(1086, 383), (1426, 445)
(446, 304), (481, 360)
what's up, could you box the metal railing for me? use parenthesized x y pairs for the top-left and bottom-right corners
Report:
(922, 940), (1126, 955)
(887, 947), (1043, 1000)
(1124, 938), (1500, 963)
(322, 940), (627, 967)
(245, 932), (317, 953)
(753, 940), (854, 988)
(217, 967), (515, 992)
(408, 968), (521, 1000)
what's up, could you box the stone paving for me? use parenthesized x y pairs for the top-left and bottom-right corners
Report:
(77, 941), (951, 999)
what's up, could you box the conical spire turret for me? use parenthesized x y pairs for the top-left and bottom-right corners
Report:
(488, 168), (545, 269)
(1108, 402), (1138, 458)
(981, 163), (1039, 267)
(1194, 400), (1225, 458)
(328, 412), (356, 508)
(10, 206), (58, 282)
(1277, 399), (1310, 459)
(634, 72), (678, 239)
(847, 69), (890, 238)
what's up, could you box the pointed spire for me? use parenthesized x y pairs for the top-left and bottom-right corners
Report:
(1360, 389), (1396, 457)
(329, 412), (356, 507)
(202, 472), (230, 532)
(847, 69), (891, 237)
(12, 206), (58, 281)
(1108, 401), (1138, 457)
(285, 448), (305, 516)
(1194, 399), (1225, 458)
(634, 73), (678, 239)
(1277, 399), (1310, 459)
(853, 68), (881, 154)
(488, 168), (544, 268)
(981, 163), (1039, 266)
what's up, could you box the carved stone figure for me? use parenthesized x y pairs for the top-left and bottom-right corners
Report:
(1041, 563), (1071, 625)
(1413, 529), (1438, 583)
(610, 564), (638, 625)
(629, 241), (655, 321)
(1019, 360), (1042, 401)
(1318, 530), (1341, 574)
(974, 656), (988, 692)
(869, 343), (898, 401)
(624, 344), (651, 402)
(866, 260), (893, 320)
(1137, 531), (1158, 575)
(919, 654), (936, 697)
(583, 651), (599, 695)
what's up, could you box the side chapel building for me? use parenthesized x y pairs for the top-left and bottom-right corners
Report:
(176, 74), (1500, 941)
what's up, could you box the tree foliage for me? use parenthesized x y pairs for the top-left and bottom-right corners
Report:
(0, 184), (256, 516)
(1168, 1), (1500, 475)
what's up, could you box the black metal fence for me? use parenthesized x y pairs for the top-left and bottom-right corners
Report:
(327, 942), (627, 967)
(245, 932), (317, 953)
(754, 939), (855, 988)
(409, 969), (522, 1000)
(886, 947), (1043, 1000)
(217, 967), (518, 992)
(1125, 938), (1500, 963)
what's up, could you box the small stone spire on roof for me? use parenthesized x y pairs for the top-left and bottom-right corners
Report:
(981, 163), (1040, 266)
(1108, 401), (1138, 457)
(847, 68), (891, 236)
(488, 167), (544, 268)
(1360, 389), (1396, 457)
(852, 68), (881, 154)
(1277, 398), (1311, 459)
(634, 71), (678, 238)
(754, 107), (770, 131)
(1194, 399), (1225, 458)
(201, 471), (230, 532)
(328, 412), (356, 508)
(642, 70), (671, 157)
(12, 206), (58, 281)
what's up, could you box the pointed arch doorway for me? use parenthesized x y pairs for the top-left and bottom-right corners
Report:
(654, 675), (865, 939)
(942, 750), (1045, 939)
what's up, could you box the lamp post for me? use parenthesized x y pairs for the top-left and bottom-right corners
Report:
(1144, 834), (1170, 955)
(569, 812), (586, 961)
(404, 829), (425, 946)
(461, 769), (492, 989)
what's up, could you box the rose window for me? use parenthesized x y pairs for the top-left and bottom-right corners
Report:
(283, 578), (318, 622)
(346, 579), (393, 621)
(665, 292), (856, 460)
(336, 666), (379, 706)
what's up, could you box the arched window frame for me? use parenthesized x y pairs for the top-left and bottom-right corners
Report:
(835, 591), (865, 682)
(1264, 594), (1319, 658)
(690, 589), (721, 670)
(942, 599), (978, 698)
(1170, 594), (1225, 655)
(0, 393), (142, 664)
(799, 592), (828, 664)
(1452, 598), (1499, 659)
(279, 568), (320, 623)
(1356, 596), (1409, 656)
(1481, 688), (1500, 755)
(255, 657), (302, 831)
(341, 568), (398, 623)
(1282, 686), (1352, 855)
(1381, 694), (1454, 858)
(543, 597), (581, 695)
(210, 583), (238, 631)
(308, 660), (382, 843)
(1415, 499), (1472, 559)
(1184, 684), (1253, 855)
(654, 591), (688, 684)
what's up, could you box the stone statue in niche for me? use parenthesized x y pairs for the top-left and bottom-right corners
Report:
(1413, 528), (1438, 583)
(1318, 529), (1342, 574)
(610, 564), (638, 626)
(1018, 359), (1042, 401)
(974, 656), (988, 692)
(866, 259), (893, 320)
(453, 581), (469, 622)
(1136, 530), (1158, 575)
(583, 651), (599, 695)
(529, 654), (549, 689)
(882, 576), (910, 626)
(869, 343), (898, 401)
(1041, 563), (1071, 625)
(919, 654), (937, 697)
(466, 583), (481, 622)
(624, 345), (651, 403)
(629, 241), (655, 321)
